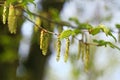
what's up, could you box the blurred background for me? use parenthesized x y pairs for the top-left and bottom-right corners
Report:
(0, 0), (120, 80)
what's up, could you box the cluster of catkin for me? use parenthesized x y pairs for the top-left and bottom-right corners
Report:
(2, 3), (22, 34)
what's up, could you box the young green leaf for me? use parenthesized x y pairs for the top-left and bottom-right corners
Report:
(99, 24), (109, 35)
(89, 27), (101, 35)
(72, 29), (81, 36)
(60, 29), (73, 40)
(78, 23), (93, 29)
(93, 39), (120, 50)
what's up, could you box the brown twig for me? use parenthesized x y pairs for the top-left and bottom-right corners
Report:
(23, 15), (58, 35)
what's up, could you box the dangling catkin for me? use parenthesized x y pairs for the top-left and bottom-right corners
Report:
(8, 4), (17, 34)
(77, 40), (82, 60)
(64, 38), (70, 62)
(40, 30), (44, 50)
(84, 44), (90, 72)
(2, 2), (7, 24)
(56, 35), (61, 61)
(81, 42), (85, 61)
(40, 30), (50, 55)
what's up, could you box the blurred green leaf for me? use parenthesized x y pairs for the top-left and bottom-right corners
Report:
(60, 29), (73, 39)
(116, 24), (120, 28)
(89, 27), (101, 35)
(98, 24), (109, 35)
(78, 23), (93, 29)
(72, 29), (81, 35)
(93, 39), (120, 50)
(69, 17), (80, 25)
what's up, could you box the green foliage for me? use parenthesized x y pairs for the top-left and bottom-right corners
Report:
(116, 24), (120, 28)
(93, 39), (120, 50)
(89, 24), (117, 42)
(69, 17), (92, 29)
(60, 29), (73, 39)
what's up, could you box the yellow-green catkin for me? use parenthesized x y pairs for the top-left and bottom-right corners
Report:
(64, 38), (70, 62)
(40, 30), (44, 50)
(40, 30), (50, 55)
(34, 17), (41, 32)
(77, 40), (82, 60)
(8, 4), (17, 34)
(56, 35), (61, 61)
(2, 2), (7, 24)
(84, 44), (90, 72)
(81, 42), (85, 61)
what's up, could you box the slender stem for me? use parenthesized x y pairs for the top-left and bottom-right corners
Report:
(23, 15), (58, 35)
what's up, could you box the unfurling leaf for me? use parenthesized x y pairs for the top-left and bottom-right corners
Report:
(64, 38), (70, 62)
(40, 30), (50, 55)
(2, 2), (7, 24)
(8, 4), (17, 34)
(60, 29), (73, 40)
(56, 35), (61, 61)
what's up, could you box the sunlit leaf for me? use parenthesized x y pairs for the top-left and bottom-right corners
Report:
(72, 29), (81, 35)
(60, 29), (73, 39)
(99, 24), (109, 35)
(89, 27), (101, 35)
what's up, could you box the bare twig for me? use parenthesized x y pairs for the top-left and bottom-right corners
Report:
(23, 10), (77, 28)
(23, 15), (58, 35)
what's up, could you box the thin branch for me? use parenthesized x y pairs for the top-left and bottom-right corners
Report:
(23, 10), (77, 28)
(23, 15), (58, 35)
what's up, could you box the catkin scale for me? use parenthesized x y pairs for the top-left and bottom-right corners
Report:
(56, 35), (61, 61)
(64, 38), (70, 62)
(8, 4), (17, 34)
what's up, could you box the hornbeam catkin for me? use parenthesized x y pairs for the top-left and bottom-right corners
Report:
(77, 40), (82, 60)
(8, 4), (17, 34)
(81, 42), (85, 61)
(56, 35), (61, 61)
(2, 2), (7, 24)
(64, 38), (70, 62)
(40, 30), (44, 50)
(40, 30), (50, 55)
(84, 44), (90, 72)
